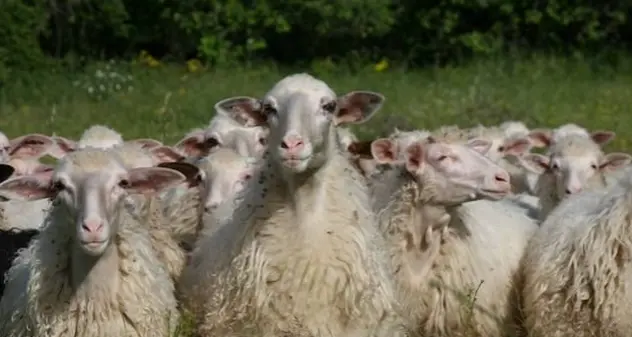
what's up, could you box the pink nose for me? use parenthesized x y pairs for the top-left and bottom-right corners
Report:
(565, 186), (582, 195)
(82, 220), (104, 234)
(281, 135), (304, 153)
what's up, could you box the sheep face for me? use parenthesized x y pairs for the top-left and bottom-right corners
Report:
(0, 150), (186, 256)
(196, 148), (256, 212)
(206, 128), (268, 158)
(265, 90), (384, 173)
(521, 151), (632, 200)
(373, 137), (511, 203)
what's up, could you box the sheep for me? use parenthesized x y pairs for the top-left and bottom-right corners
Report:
(175, 97), (270, 158)
(518, 134), (631, 220)
(179, 73), (407, 337)
(0, 148), (182, 337)
(0, 134), (56, 232)
(105, 143), (199, 282)
(0, 164), (39, 298)
(520, 170), (632, 337)
(527, 123), (615, 149)
(368, 134), (538, 337)
(162, 147), (258, 251)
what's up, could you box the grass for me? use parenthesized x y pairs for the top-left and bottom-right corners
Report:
(2, 54), (632, 153)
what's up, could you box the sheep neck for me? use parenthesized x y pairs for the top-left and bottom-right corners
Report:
(70, 240), (119, 298)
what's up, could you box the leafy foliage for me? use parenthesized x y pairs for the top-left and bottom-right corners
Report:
(1, 0), (631, 73)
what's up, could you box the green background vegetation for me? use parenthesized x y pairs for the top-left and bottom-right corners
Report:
(1, 0), (632, 151)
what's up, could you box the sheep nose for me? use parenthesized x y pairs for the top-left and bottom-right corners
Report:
(280, 135), (305, 153)
(82, 219), (104, 233)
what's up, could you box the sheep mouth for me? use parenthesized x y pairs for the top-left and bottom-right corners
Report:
(80, 240), (109, 251)
(478, 188), (510, 200)
(280, 155), (312, 168)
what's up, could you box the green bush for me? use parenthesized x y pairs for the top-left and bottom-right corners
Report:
(1, 0), (631, 70)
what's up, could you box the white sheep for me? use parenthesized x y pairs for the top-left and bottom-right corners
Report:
(0, 148), (182, 337)
(519, 134), (631, 220)
(106, 143), (196, 282)
(179, 73), (407, 337)
(520, 169), (632, 337)
(369, 134), (538, 336)
(527, 123), (615, 149)
(174, 97), (269, 158)
(0, 134), (56, 232)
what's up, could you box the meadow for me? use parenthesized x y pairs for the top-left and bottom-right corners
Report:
(2, 54), (632, 153)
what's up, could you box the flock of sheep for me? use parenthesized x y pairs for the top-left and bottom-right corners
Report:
(0, 72), (630, 337)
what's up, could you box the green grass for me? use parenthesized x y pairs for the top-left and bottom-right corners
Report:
(3, 54), (632, 153)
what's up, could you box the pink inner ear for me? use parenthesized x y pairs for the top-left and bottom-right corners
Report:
(175, 136), (206, 157)
(591, 131), (615, 145)
(405, 143), (425, 171)
(503, 138), (531, 156)
(0, 175), (54, 200)
(371, 139), (397, 163)
(126, 168), (186, 195)
(527, 130), (552, 148)
(152, 146), (185, 163)
(9, 135), (53, 159)
(54, 137), (77, 154)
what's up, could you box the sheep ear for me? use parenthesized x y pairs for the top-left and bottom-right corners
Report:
(51, 136), (77, 158)
(502, 137), (532, 157)
(405, 142), (426, 172)
(334, 91), (385, 126)
(0, 173), (54, 201)
(527, 129), (552, 148)
(599, 152), (631, 172)
(150, 146), (186, 163)
(127, 138), (163, 150)
(174, 131), (219, 157)
(347, 140), (374, 159)
(9, 134), (54, 159)
(125, 167), (187, 195)
(157, 162), (203, 187)
(465, 138), (492, 155)
(518, 153), (550, 174)
(591, 131), (615, 146)
(371, 138), (399, 164)
(214, 96), (267, 127)
(0, 164), (15, 183)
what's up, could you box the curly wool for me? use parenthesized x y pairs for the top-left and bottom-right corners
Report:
(180, 147), (407, 337)
(0, 199), (180, 337)
(521, 173), (632, 337)
(372, 166), (537, 337)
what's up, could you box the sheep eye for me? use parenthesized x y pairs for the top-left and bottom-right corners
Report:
(262, 103), (277, 116)
(591, 164), (598, 170)
(322, 101), (337, 113)
(437, 155), (448, 162)
(258, 137), (267, 146)
(51, 180), (65, 192)
(498, 146), (505, 152)
(551, 164), (559, 170)
(118, 179), (130, 188)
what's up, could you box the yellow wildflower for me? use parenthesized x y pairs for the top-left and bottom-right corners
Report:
(186, 59), (203, 73)
(374, 59), (389, 72)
